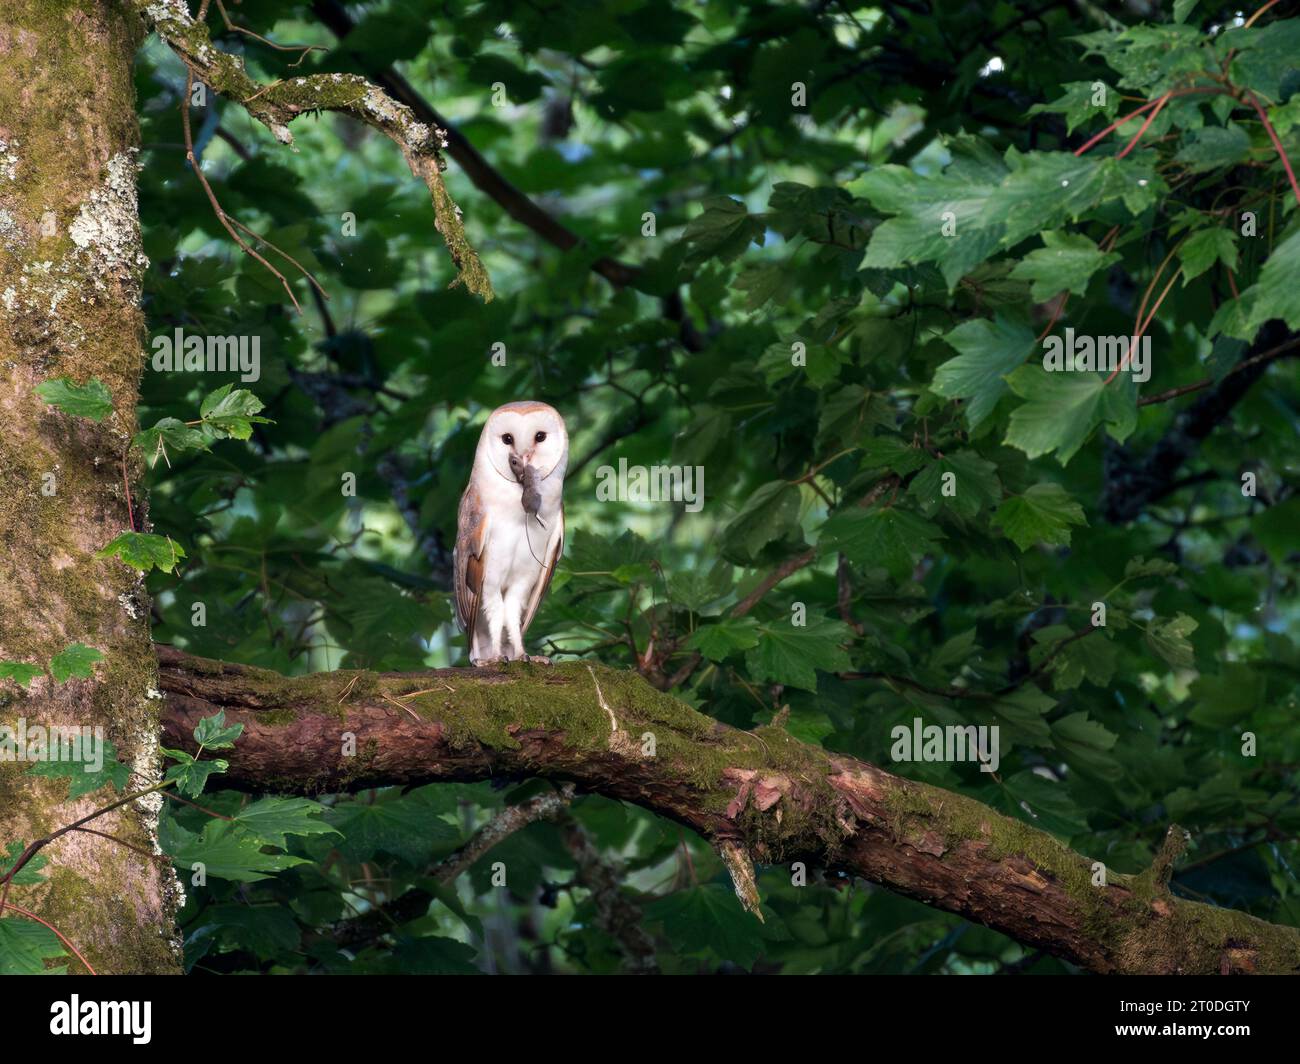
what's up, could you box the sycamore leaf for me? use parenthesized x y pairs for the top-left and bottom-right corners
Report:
(0, 661), (42, 687)
(1, 841), (49, 886)
(232, 797), (340, 848)
(1179, 227), (1238, 284)
(25, 738), (131, 799)
(720, 482), (801, 562)
(1008, 231), (1120, 300)
(1052, 713), (1122, 780)
(1003, 365), (1136, 464)
(134, 417), (210, 465)
(163, 747), (229, 797)
(907, 450), (1001, 519)
(35, 377), (113, 422)
(0, 918), (67, 975)
(96, 531), (186, 574)
(1145, 613), (1198, 669)
(931, 315), (1035, 429)
(685, 616), (761, 661)
(745, 619), (853, 692)
(193, 710), (244, 750)
(1225, 19), (1300, 101)
(1241, 227), (1300, 336)
(645, 884), (768, 967)
(162, 819), (311, 883)
(681, 197), (764, 264)
(1028, 81), (1121, 134)
(199, 384), (273, 441)
(1125, 556), (1179, 579)
(819, 507), (942, 580)
(1174, 124), (1251, 173)
(48, 643), (103, 683)
(993, 483), (1086, 551)
(855, 164), (1004, 288)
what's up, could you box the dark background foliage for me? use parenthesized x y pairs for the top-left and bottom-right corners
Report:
(121, 0), (1300, 973)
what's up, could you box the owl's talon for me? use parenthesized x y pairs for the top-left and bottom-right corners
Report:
(471, 657), (508, 667)
(522, 654), (552, 665)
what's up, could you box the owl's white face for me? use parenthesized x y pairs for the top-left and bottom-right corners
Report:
(479, 401), (569, 484)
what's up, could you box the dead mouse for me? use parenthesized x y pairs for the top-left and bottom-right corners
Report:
(508, 453), (544, 523)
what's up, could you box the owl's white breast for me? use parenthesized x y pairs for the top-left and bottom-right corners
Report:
(474, 457), (563, 589)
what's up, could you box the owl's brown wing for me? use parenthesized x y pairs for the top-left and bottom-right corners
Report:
(453, 481), (489, 640)
(521, 503), (563, 636)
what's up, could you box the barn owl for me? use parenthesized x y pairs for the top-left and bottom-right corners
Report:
(454, 401), (567, 665)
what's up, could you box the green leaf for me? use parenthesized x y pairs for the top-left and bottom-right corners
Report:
(981, 151), (1112, 247)
(993, 484), (1087, 551)
(1028, 81), (1121, 135)
(232, 797), (340, 848)
(391, 935), (481, 975)
(856, 166), (1004, 288)
(1145, 613), (1198, 669)
(1004, 365), (1135, 464)
(1189, 665), (1265, 726)
(819, 506), (943, 580)
(1226, 19), (1300, 100)
(1052, 713), (1122, 780)
(162, 819), (311, 883)
(720, 482), (801, 562)
(0, 661), (42, 687)
(907, 450), (1001, 518)
(0, 918), (67, 974)
(932, 315), (1034, 429)
(134, 417), (210, 464)
(744, 618), (854, 692)
(164, 754), (229, 797)
(35, 377), (113, 422)
(1, 841), (48, 885)
(1032, 628), (1116, 690)
(326, 791), (461, 866)
(681, 197), (764, 264)
(96, 531), (186, 573)
(1008, 231), (1120, 300)
(666, 564), (733, 614)
(817, 385), (893, 448)
(685, 616), (761, 660)
(48, 643), (103, 683)
(645, 884), (767, 967)
(857, 435), (927, 476)
(1125, 556), (1178, 579)
(25, 737), (131, 799)
(734, 262), (791, 310)
(193, 710), (244, 750)
(1179, 227), (1238, 284)
(1252, 497), (1300, 560)
(1174, 124), (1251, 173)
(1173, 0), (1199, 25)
(198, 383), (273, 440)
(1241, 227), (1300, 335)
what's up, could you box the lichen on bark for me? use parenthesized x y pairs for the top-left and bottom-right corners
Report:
(0, 0), (180, 975)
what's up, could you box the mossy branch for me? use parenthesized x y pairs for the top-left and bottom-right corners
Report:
(129, 0), (493, 301)
(156, 646), (1300, 975)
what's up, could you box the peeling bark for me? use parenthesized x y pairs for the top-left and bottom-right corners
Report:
(0, 0), (179, 974)
(157, 647), (1300, 975)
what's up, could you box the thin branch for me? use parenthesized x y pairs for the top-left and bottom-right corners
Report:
(133, 0), (492, 300)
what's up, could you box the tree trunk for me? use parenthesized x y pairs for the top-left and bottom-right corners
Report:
(0, 0), (180, 974)
(157, 647), (1300, 976)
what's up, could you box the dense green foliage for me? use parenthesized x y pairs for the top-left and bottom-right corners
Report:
(8, 0), (1300, 974)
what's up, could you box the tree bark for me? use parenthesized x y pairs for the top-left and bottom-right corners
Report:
(157, 647), (1300, 975)
(0, 0), (180, 974)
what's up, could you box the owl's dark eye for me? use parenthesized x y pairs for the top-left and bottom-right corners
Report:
(534, 431), (547, 443)
(501, 433), (514, 446)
